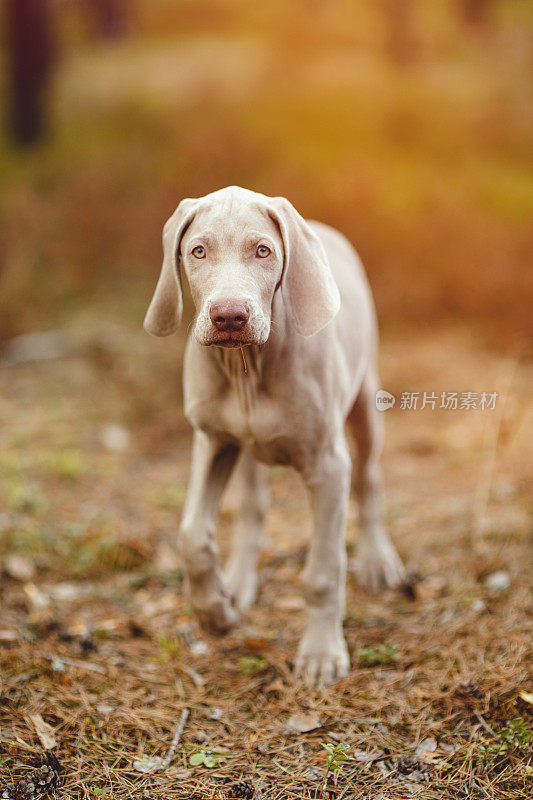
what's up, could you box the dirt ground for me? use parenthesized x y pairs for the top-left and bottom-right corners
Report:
(0, 325), (531, 799)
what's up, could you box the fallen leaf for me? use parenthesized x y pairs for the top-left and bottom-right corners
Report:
(519, 691), (533, 705)
(244, 636), (274, 651)
(23, 583), (50, 611)
(133, 755), (162, 773)
(205, 706), (223, 720)
(96, 704), (115, 716)
(285, 712), (322, 734)
(415, 737), (437, 756)
(0, 630), (18, 644)
(30, 714), (57, 749)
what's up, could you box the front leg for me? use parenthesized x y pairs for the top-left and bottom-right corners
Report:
(295, 438), (351, 687)
(223, 449), (269, 612)
(179, 430), (240, 633)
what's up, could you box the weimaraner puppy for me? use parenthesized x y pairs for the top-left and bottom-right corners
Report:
(144, 186), (405, 686)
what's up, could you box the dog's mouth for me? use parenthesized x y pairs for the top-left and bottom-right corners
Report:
(206, 334), (258, 348)
(201, 326), (268, 347)
(194, 314), (269, 348)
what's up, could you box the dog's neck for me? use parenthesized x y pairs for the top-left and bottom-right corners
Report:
(214, 344), (262, 379)
(214, 345), (262, 414)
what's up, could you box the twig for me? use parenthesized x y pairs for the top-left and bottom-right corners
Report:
(160, 708), (189, 770)
(0, 737), (40, 753)
(473, 710), (497, 738)
(45, 654), (105, 674)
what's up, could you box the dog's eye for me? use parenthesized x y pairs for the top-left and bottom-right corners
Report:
(256, 245), (271, 258)
(192, 245), (206, 259)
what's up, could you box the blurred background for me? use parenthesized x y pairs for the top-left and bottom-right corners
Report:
(1, 0), (532, 345)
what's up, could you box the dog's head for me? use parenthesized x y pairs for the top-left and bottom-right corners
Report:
(144, 186), (340, 346)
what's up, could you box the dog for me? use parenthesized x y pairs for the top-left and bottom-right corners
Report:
(144, 186), (405, 686)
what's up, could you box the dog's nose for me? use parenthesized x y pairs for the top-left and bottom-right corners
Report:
(210, 300), (250, 332)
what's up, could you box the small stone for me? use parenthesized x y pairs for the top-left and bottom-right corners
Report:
(190, 639), (209, 656)
(96, 703), (115, 716)
(4, 553), (35, 581)
(100, 423), (130, 452)
(483, 570), (510, 592)
(285, 711), (322, 734)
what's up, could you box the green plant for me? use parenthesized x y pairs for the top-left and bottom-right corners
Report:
(157, 636), (181, 662)
(239, 656), (268, 675)
(477, 717), (533, 770)
(4, 480), (47, 514)
(149, 482), (187, 510)
(40, 449), (89, 480)
(320, 742), (355, 797)
(357, 643), (398, 667)
(188, 749), (224, 768)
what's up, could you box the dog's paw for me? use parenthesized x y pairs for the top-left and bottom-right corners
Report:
(190, 584), (239, 634)
(224, 563), (259, 613)
(353, 534), (406, 592)
(294, 629), (350, 688)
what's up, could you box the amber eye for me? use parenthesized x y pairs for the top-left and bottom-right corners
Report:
(192, 245), (206, 259)
(256, 245), (271, 258)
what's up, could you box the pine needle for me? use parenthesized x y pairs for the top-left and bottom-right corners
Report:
(240, 344), (248, 374)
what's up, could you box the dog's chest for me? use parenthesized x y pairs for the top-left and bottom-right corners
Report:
(186, 347), (305, 466)
(218, 389), (295, 464)
(190, 383), (296, 466)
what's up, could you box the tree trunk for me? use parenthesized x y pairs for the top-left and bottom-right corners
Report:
(382, 0), (416, 66)
(84, 0), (132, 41)
(461, 0), (492, 27)
(6, 0), (55, 146)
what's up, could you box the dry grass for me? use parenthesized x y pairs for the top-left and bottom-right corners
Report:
(1, 325), (531, 799)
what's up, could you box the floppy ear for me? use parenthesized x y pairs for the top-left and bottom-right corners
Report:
(268, 197), (340, 336)
(143, 199), (197, 337)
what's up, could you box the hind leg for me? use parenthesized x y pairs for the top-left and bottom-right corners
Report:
(348, 369), (406, 590)
(223, 450), (269, 612)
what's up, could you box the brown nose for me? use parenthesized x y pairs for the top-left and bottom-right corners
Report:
(209, 300), (250, 332)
